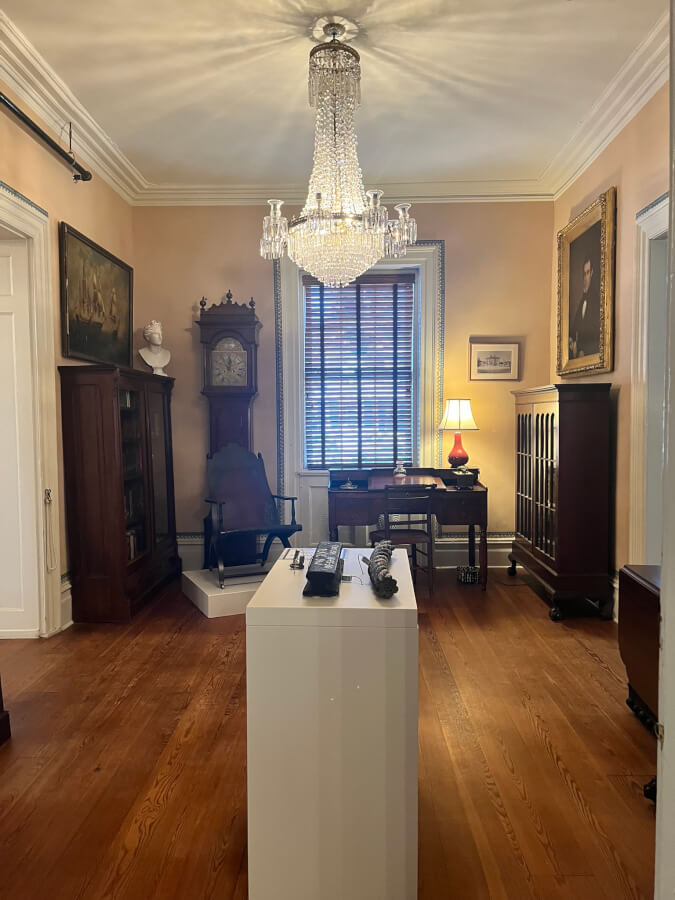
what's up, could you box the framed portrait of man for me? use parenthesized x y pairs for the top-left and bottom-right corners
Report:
(556, 187), (616, 377)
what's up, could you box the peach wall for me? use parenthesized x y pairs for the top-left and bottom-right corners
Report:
(551, 84), (669, 572)
(132, 207), (276, 534)
(415, 202), (553, 532)
(5, 70), (663, 568)
(134, 201), (553, 535)
(0, 80), (134, 574)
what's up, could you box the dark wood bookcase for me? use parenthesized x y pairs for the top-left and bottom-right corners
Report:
(508, 383), (612, 621)
(60, 365), (180, 622)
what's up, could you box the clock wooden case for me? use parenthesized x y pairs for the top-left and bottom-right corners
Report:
(196, 291), (261, 454)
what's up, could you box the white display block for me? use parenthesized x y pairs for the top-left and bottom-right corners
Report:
(181, 569), (265, 618)
(246, 548), (418, 900)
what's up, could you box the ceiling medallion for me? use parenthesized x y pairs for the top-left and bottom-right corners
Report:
(260, 22), (416, 288)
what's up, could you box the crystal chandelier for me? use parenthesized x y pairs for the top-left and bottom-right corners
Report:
(260, 23), (416, 288)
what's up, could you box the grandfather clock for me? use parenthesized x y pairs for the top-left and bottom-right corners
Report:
(196, 291), (261, 454)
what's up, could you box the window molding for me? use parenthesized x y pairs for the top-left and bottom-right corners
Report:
(274, 241), (445, 543)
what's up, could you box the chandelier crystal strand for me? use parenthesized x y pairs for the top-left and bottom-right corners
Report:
(260, 23), (415, 287)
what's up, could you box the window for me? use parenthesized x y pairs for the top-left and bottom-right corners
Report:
(303, 273), (416, 469)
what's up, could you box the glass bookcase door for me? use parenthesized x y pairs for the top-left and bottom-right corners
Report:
(119, 387), (148, 562)
(147, 389), (170, 544)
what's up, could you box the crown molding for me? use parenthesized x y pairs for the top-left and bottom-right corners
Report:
(0, 10), (668, 207)
(545, 11), (669, 200)
(0, 11), (147, 204)
(133, 179), (553, 206)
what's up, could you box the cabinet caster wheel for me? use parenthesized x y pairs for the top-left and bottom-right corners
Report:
(549, 606), (564, 622)
(643, 777), (656, 803)
(507, 560), (517, 577)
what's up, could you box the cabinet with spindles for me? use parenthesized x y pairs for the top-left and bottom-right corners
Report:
(508, 383), (612, 621)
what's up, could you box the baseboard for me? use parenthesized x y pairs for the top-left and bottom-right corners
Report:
(59, 575), (73, 632)
(176, 533), (204, 572)
(434, 533), (514, 570)
(177, 534), (286, 575)
(0, 627), (40, 638)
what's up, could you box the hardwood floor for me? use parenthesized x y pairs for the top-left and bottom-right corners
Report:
(0, 572), (655, 899)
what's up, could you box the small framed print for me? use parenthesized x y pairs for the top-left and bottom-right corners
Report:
(470, 342), (519, 381)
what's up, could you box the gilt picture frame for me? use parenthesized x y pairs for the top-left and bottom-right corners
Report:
(556, 187), (615, 377)
(59, 222), (133, 366)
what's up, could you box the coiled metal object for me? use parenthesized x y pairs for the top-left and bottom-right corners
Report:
(368, 541), (399, 599)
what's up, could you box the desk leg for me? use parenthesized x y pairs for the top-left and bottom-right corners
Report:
(468, 525), (476, 567)
(479, 525), (487, 590)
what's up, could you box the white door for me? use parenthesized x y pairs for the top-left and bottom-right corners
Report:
(0, 238), (41, 635)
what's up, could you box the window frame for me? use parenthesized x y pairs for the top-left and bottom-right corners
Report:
(275, 242), (444, 542)
(301, 272), (419, 471)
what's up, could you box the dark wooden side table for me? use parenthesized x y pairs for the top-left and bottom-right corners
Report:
(0, 675), (10, 745)
(618, 565), (661, 731)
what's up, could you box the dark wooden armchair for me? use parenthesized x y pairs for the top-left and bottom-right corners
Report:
(205, 443), (302, 587)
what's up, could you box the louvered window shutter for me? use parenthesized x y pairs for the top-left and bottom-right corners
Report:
(303, 273), (415, 469)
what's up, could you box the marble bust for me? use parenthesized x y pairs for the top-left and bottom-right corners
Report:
(139, 320), (171, 376)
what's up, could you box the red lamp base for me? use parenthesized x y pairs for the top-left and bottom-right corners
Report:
(447, 431), (469, 468)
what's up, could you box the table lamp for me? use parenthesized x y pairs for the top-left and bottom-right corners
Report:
(439, 399), (479, 467)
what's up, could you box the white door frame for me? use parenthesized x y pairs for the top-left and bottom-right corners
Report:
(629, 193), (669, 562)
(655, 15), (675, 893)
(0, 183), (61, 637)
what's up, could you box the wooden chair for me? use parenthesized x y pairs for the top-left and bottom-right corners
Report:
(205, 443), (302, 587)
(369, 484), (436, 590)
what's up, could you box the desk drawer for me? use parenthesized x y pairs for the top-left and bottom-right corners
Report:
(434, 491), (486, 526)
(329, 494), (378, 527)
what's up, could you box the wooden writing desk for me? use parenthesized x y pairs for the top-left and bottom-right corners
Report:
(328, 468), (488, 588)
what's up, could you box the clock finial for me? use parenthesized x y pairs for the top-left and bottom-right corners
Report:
(249, 297), (255, 309)
(225, 289), (233, 304)
(199, 296), (207, 310)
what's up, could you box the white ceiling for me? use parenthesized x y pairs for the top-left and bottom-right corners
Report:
(0, 0), (669, 201)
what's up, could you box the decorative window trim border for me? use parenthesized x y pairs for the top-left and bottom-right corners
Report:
(274, 242), (444, 537)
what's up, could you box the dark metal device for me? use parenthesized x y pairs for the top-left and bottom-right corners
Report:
(0, 92), (92, 183)
(304, 542), (343, 596)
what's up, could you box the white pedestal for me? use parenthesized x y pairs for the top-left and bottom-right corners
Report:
(246, 548), (418, 900)
(181, 569), (265, 618)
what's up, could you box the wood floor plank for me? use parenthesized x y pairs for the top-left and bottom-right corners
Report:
(437, 588), (654, 898)
(0, 574), (655, 899)
(533, 874), (612, 899)
(429, 604), (595, 879)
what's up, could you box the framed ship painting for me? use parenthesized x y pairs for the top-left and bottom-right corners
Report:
(59, 223), (133, 366)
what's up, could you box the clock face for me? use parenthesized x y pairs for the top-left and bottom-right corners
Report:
(211, 337), (248, 387)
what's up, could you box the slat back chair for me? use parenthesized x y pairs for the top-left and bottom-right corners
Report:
(369, 483), (436, 590)
(205, 443), (301, 587)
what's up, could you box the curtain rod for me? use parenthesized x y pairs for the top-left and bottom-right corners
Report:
(0, 92), (92, 183)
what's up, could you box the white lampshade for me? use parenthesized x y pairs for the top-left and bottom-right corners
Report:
(439, 399), (479, 431)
